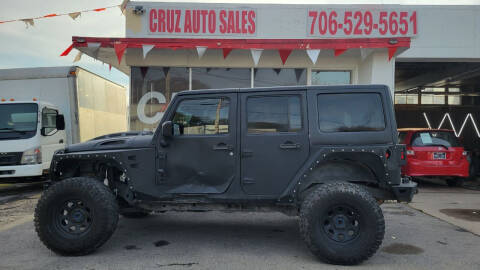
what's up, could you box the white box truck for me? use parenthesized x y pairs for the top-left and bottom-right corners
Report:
(0, 66), (127, 182)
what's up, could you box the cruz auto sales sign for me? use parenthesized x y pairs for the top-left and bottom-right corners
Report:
(148, 8), (256, 36)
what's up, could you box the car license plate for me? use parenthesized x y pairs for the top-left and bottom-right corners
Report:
(433, 152), (446, 159)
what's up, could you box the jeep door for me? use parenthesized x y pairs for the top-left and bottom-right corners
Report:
(158, 93), (237, 194)
(240, 91), (309, 196)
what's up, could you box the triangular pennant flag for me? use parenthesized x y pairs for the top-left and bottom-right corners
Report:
(306, 49), (320, 65)
(388, 47), (398, 61)
(87, 42), (101, 58)
(294, 69), (304, 83)
(60, 44), (74, 56)
(73, 51), (83, 62)
(142, 44), (154, 59)
(109, 64), (112, 71)
(68, 12), (81, 20)
(114, 43), (128, 64)
(140, 67), (149, 78)
(250, 49), (263, 66)
(334, 49), (347, 57)
(163, 67), (170, 77)
(196, 46), (207, 58)
(120, 0), (130, 15)
(20, 19), (34, 28)
(278, 49), (293, 65)
(222, 48), (233, 59)
(273, 68), (281, 75)
(360, 48), (373, 61)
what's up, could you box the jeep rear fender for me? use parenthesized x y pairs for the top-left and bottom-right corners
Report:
(279, 148), (390, 202)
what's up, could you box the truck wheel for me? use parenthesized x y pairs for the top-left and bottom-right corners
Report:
(299, 182), (385, 265)
(446, 178), (463, 187)
(34, 177), (119, 256)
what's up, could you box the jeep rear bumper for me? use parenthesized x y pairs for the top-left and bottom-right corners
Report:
(391, 177), (417, 202)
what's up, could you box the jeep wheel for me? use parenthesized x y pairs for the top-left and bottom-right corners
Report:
(299, 182), (385, 265)
(446, 178), (464, 187)
(120, 210), (150, 219)
(34, 177), (119, 256)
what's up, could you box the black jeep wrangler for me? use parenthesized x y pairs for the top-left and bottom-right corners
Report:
(35, 85), (416, 265)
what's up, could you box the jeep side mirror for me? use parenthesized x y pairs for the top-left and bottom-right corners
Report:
(56, 114), (65, 130)
(161, 121), (173, 138)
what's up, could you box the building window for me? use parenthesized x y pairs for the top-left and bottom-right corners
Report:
(395, 94), (418, 104)
(172, 98), (230, 135)
(130, 67), (189, 131)
(421, 87), (445, 105)
(253, 68), (306, 87)
(311, 70), (351, 85)
(448, 88), (461, 105)
(247, 95), (302, 134)
(192, 68), (251, 90)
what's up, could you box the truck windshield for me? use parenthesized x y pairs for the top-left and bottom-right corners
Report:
(411, 131), (460, 148)
(0, 103), (38, 139)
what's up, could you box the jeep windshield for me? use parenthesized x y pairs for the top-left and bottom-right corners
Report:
(411, 131), (460, 148)
(0, 103), (38, 140)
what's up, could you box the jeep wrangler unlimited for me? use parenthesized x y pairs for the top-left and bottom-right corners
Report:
(34, 85), (416, 265)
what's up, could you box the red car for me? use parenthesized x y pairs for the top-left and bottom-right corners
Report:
(398, 128), (470, 187)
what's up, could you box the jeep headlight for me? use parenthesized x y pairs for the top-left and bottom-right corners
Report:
(21, 147), (42, 165)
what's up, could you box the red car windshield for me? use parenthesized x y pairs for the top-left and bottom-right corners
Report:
(410, 131), (460, 148)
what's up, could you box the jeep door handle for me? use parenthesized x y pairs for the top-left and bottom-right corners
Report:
(280, 142), (301, 149)
(213, 143), (233, 151)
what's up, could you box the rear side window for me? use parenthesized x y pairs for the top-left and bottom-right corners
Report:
(247, 95), (302, 133)
(411, 131), (460, 147)
(317, 93), (386, 133)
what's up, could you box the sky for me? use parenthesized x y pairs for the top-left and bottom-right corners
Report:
(1, 0), (480, 88)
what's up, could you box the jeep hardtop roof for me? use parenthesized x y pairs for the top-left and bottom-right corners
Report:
(176, 84), (389, 96)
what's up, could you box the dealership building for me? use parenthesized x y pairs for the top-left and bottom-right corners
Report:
(68, 1), (480, 149)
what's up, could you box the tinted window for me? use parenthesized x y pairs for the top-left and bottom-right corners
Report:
(254, 68), (306, 87)
(172, 98), (229, 135)
(130, 67), (189, 131)
(318, 93), (385, 132)
(311, 70), (351, 85)
(192, 68), (251, 89)
(247, 96), (302, 133)
(411, 131), (460, 147)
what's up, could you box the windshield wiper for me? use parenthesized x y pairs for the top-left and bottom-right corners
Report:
(0, 128), (28, 134)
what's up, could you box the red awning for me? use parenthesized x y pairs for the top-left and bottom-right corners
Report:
(63, 36), (410, 73)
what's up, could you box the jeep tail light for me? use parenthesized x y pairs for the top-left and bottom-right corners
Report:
(401, 151), (405, 160)
(385, 150), (391, 159)
(407, 150), (415, 156)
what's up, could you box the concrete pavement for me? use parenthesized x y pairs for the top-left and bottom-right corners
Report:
(0, 203), (479, 270)
(409, 178), (480, 235)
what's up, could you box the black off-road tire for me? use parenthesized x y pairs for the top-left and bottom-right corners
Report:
(299, 182), (385, 265)
(34, 177), (119, 256)
(446, 178), (464, 187)
(120, 211), (150, 219)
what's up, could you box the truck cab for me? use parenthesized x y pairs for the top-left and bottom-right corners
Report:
(0, 99), (65, 181)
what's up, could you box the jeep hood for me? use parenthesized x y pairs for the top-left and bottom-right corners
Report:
(64, 131), (154, 153)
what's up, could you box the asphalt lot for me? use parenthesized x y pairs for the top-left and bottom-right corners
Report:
(0, 181), (479, 270)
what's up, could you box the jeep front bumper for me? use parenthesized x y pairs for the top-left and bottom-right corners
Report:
(391, 177), (417, 202)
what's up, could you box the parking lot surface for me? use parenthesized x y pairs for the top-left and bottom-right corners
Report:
(0, 202), (479, 269)
(0, 181), (479, 270)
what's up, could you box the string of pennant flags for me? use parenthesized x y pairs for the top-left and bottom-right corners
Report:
(0, 0), (130, 27)
(61, 37), (406, 68)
